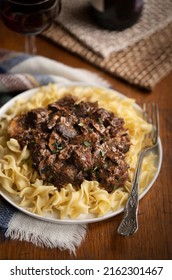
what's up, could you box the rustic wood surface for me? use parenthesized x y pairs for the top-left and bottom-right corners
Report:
(0, 21), (171, 260)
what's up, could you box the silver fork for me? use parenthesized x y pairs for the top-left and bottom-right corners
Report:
(117, 103), (159, 237)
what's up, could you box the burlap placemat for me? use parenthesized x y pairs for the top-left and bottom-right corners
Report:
(43, 1), (172, 90)
(55, 0), (172, 57)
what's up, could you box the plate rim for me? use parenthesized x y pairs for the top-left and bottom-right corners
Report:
(0, 83), (163, 224)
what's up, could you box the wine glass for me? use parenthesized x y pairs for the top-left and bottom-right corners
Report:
(0, 0), (61, 54)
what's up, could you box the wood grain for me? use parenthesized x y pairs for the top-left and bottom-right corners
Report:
(0, 21), (171, 260)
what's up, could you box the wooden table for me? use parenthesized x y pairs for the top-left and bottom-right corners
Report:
(0, 21), (172, 260)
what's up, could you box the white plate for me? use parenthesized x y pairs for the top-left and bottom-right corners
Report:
(0, 83), (163, 224)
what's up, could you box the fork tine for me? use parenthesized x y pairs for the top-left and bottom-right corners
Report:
(143, 103), (159, 145)
(143, 103), (148, 123)
(143, 103), (151, 122)
(152, 103), (159, 145)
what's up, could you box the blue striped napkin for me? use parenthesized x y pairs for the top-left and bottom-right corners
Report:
(0, 49), (109, 253)
(0, 49), (108, 105)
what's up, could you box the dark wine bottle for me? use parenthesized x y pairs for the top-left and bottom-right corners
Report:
(89, 0), (143, 30)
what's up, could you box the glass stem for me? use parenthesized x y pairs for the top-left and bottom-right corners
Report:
(25, 35), (37, 54)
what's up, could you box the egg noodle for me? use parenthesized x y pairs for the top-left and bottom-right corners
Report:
(0, 84), (157, 219)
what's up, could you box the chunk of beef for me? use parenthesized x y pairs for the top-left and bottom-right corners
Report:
(57, 123), (77, 139)
(47, 113), (59, 130)
(8, 115), (26, 139)
(74, 101), (97, 117)
(72, 146), (93, 170)
(51, 163), (78, 188)
(48, 96), (76, 112)
(94, 108), (114, 123)
(27, 108), (49, 129)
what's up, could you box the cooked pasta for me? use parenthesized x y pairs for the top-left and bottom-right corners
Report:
(0, 84), (157, 219)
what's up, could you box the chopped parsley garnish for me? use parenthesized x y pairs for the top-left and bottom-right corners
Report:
(100, 149), (105, 157)
(83, 140), (91, 147)
(53, 142), (63, 150)
(52, 141), (63, 153)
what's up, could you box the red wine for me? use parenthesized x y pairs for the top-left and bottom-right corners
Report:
(90, 0), (143, 30)
(0, 0), (61, 35)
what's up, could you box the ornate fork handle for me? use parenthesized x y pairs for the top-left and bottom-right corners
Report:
(117, 150), (146, 236)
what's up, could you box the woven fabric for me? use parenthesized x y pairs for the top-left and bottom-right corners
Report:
(55, 0), (172, 58)
(43, 21), (172, 90)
